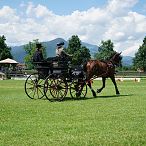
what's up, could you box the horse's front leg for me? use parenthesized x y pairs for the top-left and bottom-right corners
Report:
(97, 77), (106, 93)
(110, 76), (120, 95)
(87, 80), (96, 97)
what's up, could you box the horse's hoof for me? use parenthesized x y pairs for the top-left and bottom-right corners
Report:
(97, 89), (101, 93)
(116, 93), (120, 96)
(92, 90), (96, 97)
(93, 93), (96, 97)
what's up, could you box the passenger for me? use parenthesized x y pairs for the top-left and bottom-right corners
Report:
(46, 41), (72, 62)
(56, 41), (72, 60)
(33, 43), (44, 62)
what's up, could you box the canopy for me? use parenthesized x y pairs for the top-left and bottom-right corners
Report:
(0, 58), (18, 64)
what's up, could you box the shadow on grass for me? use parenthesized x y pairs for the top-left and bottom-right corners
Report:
(41, 96), (87, 102)
(96, 94), (133, 98)
(40, 94), (133, 102)
(64, 94), (133, 101)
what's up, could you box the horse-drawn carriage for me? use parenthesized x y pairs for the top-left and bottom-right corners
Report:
(25, 52), (122, 101)
(24, 58), (87, 101)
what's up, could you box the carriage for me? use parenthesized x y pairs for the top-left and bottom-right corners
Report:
(25, 52), (122, 101)
(24, 58), (87, 101)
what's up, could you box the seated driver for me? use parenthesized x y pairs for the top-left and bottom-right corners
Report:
(33, 43), (44, 62)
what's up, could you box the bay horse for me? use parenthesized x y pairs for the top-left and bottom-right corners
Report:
(83, 52), (122, 97)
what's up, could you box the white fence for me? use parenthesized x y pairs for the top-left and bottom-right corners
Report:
(94, 77), (141, 82)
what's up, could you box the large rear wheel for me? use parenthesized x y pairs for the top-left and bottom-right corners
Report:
(44, 74), (68, 101)
(25, 73), (45, 99)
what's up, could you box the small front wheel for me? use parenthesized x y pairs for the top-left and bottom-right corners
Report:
(70, 78), (87, 99)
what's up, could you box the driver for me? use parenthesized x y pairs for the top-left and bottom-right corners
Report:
(33, 43), (44, 62)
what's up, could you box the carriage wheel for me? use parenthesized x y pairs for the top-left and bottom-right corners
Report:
(44, 75), (68, 101)
(43, 75), (52, 101)
(25, 73), (45, 99)
(70, 78), (87, 99)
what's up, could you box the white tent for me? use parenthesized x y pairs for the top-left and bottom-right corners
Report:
(0, 58), (18, 64)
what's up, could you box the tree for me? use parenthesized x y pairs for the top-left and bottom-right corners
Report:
(133, 36), (146, 71)
(65, 35), (91, 65)
(94, 40), (115, 60)
(67, 35), (82, 54)
(24, 40), (47, 69)
(0, 35), (13, 60)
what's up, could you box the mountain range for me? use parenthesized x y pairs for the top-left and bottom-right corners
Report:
(11, 38), (133, 66)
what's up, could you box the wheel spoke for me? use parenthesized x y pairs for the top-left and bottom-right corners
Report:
(25, 73), (45, 99)
(32, 88), (36, 99)
(44, 75), (67, 101)
(70, 79), (87, 99)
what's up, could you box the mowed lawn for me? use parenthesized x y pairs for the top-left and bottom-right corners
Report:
(0, 79), (146, 146)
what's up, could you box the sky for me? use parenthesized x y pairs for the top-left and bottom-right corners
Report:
(0, 0), (146, 56)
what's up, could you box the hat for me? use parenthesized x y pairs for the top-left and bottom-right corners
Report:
(57, 41), (64, 47)
(36, 43), (43, 48)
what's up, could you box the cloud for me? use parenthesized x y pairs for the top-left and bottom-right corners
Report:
(106, 0), (138, 16)
(26, 2), (54, 18)
(0, 6), (19, 23)
(0, 0), (146, 56)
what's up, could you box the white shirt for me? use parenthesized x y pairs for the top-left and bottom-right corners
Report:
(56, 47), (64, 57)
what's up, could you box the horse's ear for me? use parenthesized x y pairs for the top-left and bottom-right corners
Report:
(118, 52), (122, 55)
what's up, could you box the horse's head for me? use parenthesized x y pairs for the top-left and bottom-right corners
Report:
(110, 52), (122, 66)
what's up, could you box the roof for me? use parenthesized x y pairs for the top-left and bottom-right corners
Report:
(0, 58), (18, 64)
(0, 72), (6, 75)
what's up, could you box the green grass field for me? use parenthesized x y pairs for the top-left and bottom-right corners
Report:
(0, 79), (146, 146)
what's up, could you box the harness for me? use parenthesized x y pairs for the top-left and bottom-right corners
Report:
(86, 52), (121, 83)
(87, 61), (114, 82)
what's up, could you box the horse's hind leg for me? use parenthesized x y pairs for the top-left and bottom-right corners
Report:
(87, 80), (96, 97)
(110, 76), (120, 95)
(97, 77), (106, 93)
